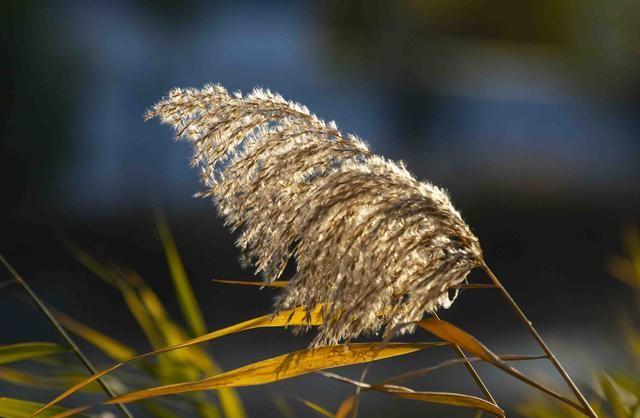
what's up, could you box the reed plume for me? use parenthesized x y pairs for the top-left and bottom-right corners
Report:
(146, 84), (483, 346)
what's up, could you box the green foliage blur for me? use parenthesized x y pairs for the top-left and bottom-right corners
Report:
(0, 217), (245, 418)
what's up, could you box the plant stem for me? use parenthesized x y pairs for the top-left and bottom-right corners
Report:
(433, 311), (497, 405)
(381, 354), (547, 385)
(0, 254), (134, 418)
(481, 263), (597, 418)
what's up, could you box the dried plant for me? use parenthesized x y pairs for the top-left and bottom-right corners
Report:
(0, 85), (599, 418)
(146, 84), (483, 346)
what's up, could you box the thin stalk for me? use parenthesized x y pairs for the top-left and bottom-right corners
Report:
(433, 311), (497, 405)
(458, 283), (497, 289)
(382, 354), (547, 385)
(0, 254), (134, 418)
(481, 263), (597, 418)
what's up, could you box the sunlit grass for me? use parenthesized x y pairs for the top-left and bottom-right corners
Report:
(3, 218), (634, 417)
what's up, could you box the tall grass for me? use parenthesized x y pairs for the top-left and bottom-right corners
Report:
(0, 85), (612, 418)
(1, 218), (618, 418)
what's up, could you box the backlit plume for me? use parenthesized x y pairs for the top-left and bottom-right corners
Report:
(146, 84), (483, 346)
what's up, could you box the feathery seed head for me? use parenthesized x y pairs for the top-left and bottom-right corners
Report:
(147, 84), (483, 346)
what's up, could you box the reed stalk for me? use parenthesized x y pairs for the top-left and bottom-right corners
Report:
(433, 311), (497, 405)
(481, 263), (597, 418)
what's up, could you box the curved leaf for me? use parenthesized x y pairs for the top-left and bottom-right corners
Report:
(155, 211), (207, 337)
(48, 342), (441, 418)
(321, 370), (503, 417)
(335, 395), (357, 418)
(54, 312), (136, 362)
(297, 398), (335, 418)
(0, 397), (86, 418)
(0, 367), (102, 393)
(378, 386), (504, 417)
(106, 342), (438, 403)
(34, 305), (324, 416)
(418, 318), (500, 364)
(0, 343), (67, 365)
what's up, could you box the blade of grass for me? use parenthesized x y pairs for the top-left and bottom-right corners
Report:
(63, 242), (239, 417)
(64, 245), (166, 352)
(0, 397), (88, 418)
(296, 398), (335, 418)
(0, 367), (104, 393)
(0, 254), (134, 418)
(34, 305), (325, 416)
(52, 311), (136, 362)
(61, 239), (119, 288)
(271, 393), (296, 418)
(124, 270), (244, 418)
(68, 249), (179, 379)
(383, 388), (504, 417)
(622, 225), (640, 281)
(600, 374), (630, 418)
(119, 271), (232, 418)
(155, 210), (207, 337)
(111, 343), (444, 398)
(319, 371), (504, 417)
(0, 343), (67, 365)
(335, 396), (356, 418)
(48, 342), (445, 418)
(381, 354), (547, 385)
(115, 270), (166, 350)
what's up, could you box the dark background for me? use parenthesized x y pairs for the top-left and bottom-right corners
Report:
(2, 1), (639, 416)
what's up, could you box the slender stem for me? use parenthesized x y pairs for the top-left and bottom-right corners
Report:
(433, 312), (497, 405)
(481, 263), (597, 418)
(381, 354), (547, 385)
(0, 254), (134, 418)
(458, 283), (497, 289)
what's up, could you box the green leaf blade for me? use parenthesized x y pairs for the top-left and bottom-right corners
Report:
(0, 343), (67, 365)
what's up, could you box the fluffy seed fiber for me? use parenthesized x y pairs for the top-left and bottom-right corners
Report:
(147, 84), (483, 346)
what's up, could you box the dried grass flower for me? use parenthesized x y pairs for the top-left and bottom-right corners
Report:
(146, 84), (483, 346)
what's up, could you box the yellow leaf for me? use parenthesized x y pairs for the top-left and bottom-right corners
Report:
(378, 387), (504, 417)
(0, 367), (102, 393)
(53, 311), (136, 362)
(65, 242), (242, 418)
(50, 342), (437, 417)
(156, 210), (207, 337)
(109, 343), (434, 397)
(34, 305), (323, 416)
(297, 398), (335, 418)
(418, 318), (501, 365)
(125, 272), (245, 418)
(0, 397), (86, 418)
(0, 343), (67, 365)
(335, 395), (356, 418)
(599, 374), (631, 418)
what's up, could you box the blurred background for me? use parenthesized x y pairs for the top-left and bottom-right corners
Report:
(1, 1), (639, 416)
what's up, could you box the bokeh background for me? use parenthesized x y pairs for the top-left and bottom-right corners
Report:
(2, 1), (639, 416)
